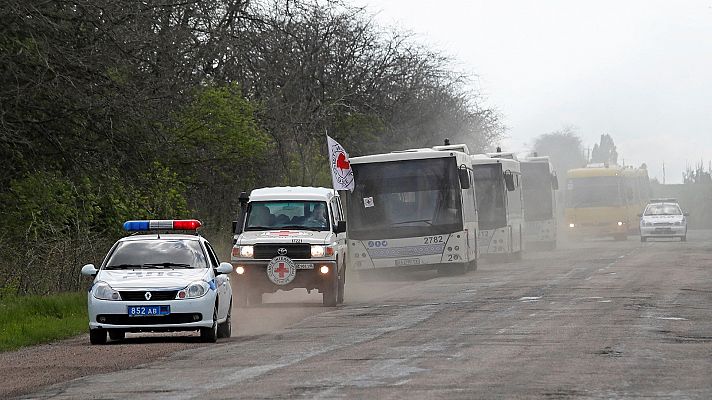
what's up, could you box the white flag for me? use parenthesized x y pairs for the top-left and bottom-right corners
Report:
(327, 135), (355, 191)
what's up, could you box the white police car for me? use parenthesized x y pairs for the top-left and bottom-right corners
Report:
(81, 220), (233, 344)
(639, 199), (689, 242)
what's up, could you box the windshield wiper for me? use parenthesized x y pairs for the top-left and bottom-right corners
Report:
(391, 219), (433, 226)
(245, 226), (275, 231)
(105, 264), (143, 270)
(141, 262), (192, 269)
(279, 225), (325, 231)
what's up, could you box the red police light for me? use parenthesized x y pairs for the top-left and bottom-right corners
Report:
(173, 220), (202, 230)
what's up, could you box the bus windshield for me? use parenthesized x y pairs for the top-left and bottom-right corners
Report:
(473, 163), (506, 230)
(347, 157), (463, 240)
(522, 162), (554, 221)
(566, 176), (623, 208)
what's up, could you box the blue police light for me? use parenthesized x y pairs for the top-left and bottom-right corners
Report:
(123, 220), (202, 232)
(123, 221), (150, 231)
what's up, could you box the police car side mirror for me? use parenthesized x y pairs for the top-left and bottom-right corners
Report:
(334, 221), (347, 234)
(81, 264), (98, 277)
(216, 262), (233, 275)
(684, 212), (690, 217)
(637, 213), (642, 218)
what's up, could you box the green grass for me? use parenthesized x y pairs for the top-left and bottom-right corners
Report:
(0, 292), (88, 352)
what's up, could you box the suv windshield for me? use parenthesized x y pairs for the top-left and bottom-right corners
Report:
(104, 240), (207, 269)
(644, 204), (682, 216)
(245, 201), (330, 231)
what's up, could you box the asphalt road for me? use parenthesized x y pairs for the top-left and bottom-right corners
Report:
(15, 230), (712, 399)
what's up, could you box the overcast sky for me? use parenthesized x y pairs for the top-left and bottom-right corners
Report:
(360, 0), (712, 183)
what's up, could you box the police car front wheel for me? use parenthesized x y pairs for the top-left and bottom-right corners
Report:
(200, 307), (219, 343)
(89, 328), (107, 345)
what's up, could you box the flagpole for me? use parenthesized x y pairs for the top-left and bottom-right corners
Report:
(325, 128), (336, 196)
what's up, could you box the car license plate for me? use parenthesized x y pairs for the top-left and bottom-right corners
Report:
(395, 258), (421, 266)
(127, 305), (170, 317)
(295, 263), (314, 269)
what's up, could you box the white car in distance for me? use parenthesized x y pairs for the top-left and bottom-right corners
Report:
(81, 219), (233, 344)
(639, 200), (688, 242)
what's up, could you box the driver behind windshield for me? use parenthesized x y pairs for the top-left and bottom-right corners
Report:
(305, 203), (328, 228)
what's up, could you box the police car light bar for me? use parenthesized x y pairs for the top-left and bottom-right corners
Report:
(123, 219), (202, 231)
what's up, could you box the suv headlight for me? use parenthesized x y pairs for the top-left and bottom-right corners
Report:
(311, 245), (335, 258)
(238, 245), (254, 258)
(176, 281), (210, 299)
(93, 282), (122, 301)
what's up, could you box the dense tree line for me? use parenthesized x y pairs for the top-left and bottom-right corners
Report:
(0, 0), (502, 295)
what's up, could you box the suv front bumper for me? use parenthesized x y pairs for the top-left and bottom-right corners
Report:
(231, 260), (337, 293)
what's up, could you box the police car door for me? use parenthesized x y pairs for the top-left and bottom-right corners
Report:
(204, 242), (230, 319)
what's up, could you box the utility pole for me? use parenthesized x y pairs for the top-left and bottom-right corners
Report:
(662, 161), (666, 185)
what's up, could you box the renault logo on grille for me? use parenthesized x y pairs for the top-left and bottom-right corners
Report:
(144, 291), (152, 301)
(277, 247), (288, 256)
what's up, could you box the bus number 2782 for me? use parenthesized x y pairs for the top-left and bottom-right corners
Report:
(424, 236), (444, 244)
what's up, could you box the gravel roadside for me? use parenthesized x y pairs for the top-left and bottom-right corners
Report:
(0, 332), (209, 399)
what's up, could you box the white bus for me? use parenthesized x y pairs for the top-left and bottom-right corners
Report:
(346, 145), (478, 276)
(521, 156), (559, 250)
(471, 154), (524, 259)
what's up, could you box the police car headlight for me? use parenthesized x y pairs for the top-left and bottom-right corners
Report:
(239, 246), (254, 258)
(177, 281), (210, 299)
(93, 282), (122, 301)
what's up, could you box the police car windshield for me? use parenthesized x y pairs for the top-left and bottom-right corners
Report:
(644, 204), (682, 216)
(105, 240), (208, 269)
(245, 201), (329, 231)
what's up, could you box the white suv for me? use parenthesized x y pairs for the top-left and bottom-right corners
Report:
(639, 199), (688, 242)
(231, 187), (347, 306)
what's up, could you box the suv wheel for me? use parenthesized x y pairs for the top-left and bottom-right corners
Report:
(323, 274), (338, 307)
(336, 264), (345, 304)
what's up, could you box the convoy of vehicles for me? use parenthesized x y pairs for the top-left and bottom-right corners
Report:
(564, 164), (650, 240)
(521, 156), (559, 249)
(639, 198), (688, 242)
(230, 187), (347, 306)
(346, 144), (478, 276)
(471, 153), (524, 258)
(81, 220), (234, 344)
(80, 143), (673, 347)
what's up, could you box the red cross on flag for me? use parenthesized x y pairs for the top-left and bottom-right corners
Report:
(327, 135), (355, 192)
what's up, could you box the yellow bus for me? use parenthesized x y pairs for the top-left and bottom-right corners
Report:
(564, 164), (650, 240)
